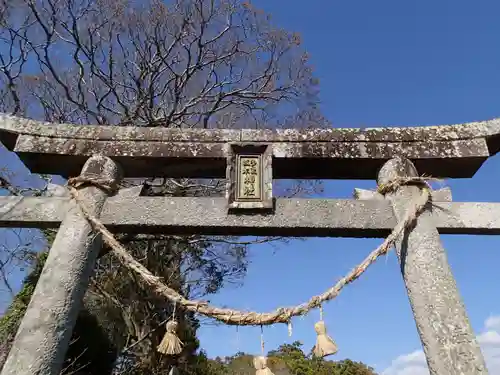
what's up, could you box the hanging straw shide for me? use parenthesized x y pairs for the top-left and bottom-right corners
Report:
(253, 326), (275, 375)
(254, 356), (275, 375)
(312, 321), (338, 357)
(157, 319), (183, 355)
(312, 306), (338, 358)
(157, 302), (183, 355)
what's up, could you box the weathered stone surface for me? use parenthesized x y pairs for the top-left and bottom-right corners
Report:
(433, 201), (500, 232)
(101, 197), (395, 237)
(0, 113), (497, 178)
(0, 196), (73, 227)
(13, 138), (226, 179)
(3, 112), (500, 143)
(2, 196), (500, 236)
(0, 113), (242, 142)
(98, 199), (500, 236)
(116, 185), (145, 198)
(272, 139), (487, 159)
(242, 118), (500, 142)
(15, 135), (227, 158)
(8, 135), (490, 178)
(354, 187), (452, 202)
(0, 156), (122, 375)
(378, 157), (488, 375)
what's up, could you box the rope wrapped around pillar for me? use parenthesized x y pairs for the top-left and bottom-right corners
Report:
(1, 155), (122, 375)
(377, 156), (488, 375)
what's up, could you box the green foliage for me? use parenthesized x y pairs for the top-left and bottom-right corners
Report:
(267, 341), (376, 375)
(181, 341), (377, 375)
(63, 309), (117, 375)
(0, 252), (48, 342)
(0, 250), (117, 375)
(189, 351), (230, 375)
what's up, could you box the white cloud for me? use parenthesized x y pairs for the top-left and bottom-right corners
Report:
(382, 315), (500, 375)
(485, 316), (500, 331)
(381, 350), (429, 375)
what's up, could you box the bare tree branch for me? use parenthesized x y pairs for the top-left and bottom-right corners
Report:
(0, 0), (327, 372)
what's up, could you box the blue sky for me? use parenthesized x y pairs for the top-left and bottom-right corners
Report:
(2, 1), (500, 374)
(194, 1), (500, 374)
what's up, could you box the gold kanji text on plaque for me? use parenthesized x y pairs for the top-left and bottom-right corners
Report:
(236, 155), (262, 201)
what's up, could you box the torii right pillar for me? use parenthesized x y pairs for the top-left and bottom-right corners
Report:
(378, 157), (488, 375)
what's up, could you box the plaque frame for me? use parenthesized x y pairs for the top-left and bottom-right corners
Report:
(226, 143), (273, 212)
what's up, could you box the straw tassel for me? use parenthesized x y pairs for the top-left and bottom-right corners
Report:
(312, 320), (338, 358)
(254, 356), (275, 375)
(253, 325), (275, 375)
(157, 320), (183, 355)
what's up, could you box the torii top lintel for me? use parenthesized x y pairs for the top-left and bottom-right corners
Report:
(1, 113), (499, 179)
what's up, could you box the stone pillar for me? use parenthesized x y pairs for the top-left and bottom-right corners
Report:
(1, 155), (121, 375)
(378, 157), (488, 375)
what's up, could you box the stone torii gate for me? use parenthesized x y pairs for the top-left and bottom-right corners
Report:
(0, 113), (499, 375)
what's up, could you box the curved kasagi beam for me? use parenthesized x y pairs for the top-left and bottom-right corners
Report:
(1, 113), (499, 179)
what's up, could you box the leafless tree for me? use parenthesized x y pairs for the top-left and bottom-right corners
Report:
(1, 0), (324, 128)
(0, 0), (327, 373)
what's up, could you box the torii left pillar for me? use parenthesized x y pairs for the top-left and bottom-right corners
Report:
(1, 155), (122, 375)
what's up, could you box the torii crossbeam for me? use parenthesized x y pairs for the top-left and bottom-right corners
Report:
(0, 113), (498, 375)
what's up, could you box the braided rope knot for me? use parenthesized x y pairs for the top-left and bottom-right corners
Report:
(67, 174), (119, 195)
(377, 176), (432, 196)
